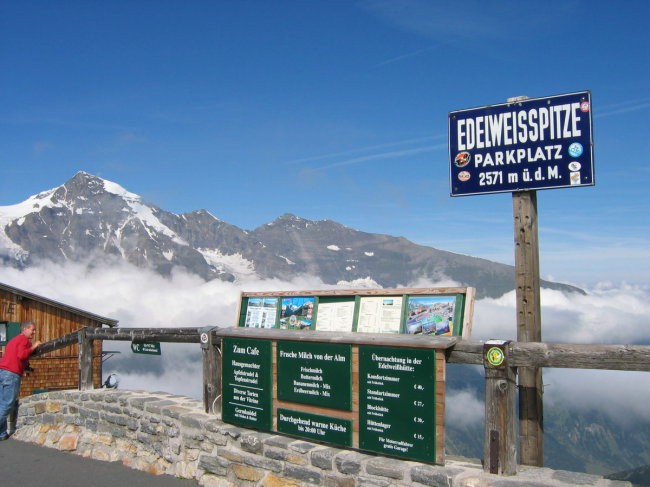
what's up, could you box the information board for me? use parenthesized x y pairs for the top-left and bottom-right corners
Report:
(277, 341), (352, 410)
(449, 91), (594, 196)
(237, 288), (474, 338)
(222, 338), (273, 431)
(277, 408), (353, 446)
(359, 345), (436, 462)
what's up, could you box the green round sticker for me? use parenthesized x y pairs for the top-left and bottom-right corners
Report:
(486, 346), (505, 366)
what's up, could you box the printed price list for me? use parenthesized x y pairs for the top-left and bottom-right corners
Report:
(359, 345), (436, 462)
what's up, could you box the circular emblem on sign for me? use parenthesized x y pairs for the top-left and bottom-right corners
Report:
(200, 332), (209, 344)
(454, 151), (471, 168)
(580, 101), (590, 112)
(458, 171), (471, 182)
(486, 346), (505, 367)
(568, 161), (582, 171)
(568, 142), (583, 158)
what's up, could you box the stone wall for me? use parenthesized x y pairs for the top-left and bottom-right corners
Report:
(14, 389), (629, 487)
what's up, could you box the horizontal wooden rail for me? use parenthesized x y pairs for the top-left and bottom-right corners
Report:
(85, 327), (202, 343)
(31, 330), (80, 356)
(509, 342), (650, 371)
(34, 328), (650, 370)
(34, 327), (650, 371)
(446, 341), (650, 371)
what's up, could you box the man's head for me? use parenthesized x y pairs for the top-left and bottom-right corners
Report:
(20, 321), (36, 339)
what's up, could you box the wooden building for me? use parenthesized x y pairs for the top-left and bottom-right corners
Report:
(0, 282), (118, 398)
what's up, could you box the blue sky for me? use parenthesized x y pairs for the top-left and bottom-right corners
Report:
(1, 0), (649, 287)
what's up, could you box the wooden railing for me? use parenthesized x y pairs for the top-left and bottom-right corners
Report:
(32, 326), (650, 475)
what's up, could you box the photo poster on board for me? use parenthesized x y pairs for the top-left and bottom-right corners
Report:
(279, 296), (316, 330)
(404, 294), (465, 337)
(240, 297), (280, 328)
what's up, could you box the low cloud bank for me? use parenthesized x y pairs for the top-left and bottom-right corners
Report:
(446, 388), (484, 426)
(2, 261), (649, 422)
(474, 283), (650, 344)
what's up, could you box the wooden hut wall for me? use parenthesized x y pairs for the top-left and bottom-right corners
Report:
(0, 288), (107, 397)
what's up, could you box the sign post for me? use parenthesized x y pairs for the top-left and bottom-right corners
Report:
(449, 91), (594, 467)
(512, 188), (543, 466)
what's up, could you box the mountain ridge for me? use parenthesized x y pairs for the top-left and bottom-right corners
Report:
(0, 171), (583, 298)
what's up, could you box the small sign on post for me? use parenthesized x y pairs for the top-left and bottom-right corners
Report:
(131, 341), (161, 355)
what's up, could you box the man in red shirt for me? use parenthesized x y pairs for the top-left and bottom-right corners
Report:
(0, 321), (41, 440)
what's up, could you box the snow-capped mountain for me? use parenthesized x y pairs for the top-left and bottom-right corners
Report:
(0, 172), (581, 298)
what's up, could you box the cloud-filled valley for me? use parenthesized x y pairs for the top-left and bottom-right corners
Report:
(3, 259), (649, 427)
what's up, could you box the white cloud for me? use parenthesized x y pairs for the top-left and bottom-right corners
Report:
(446, 388), (484, 425)
(473, 284), (650, 344)
(397, 276), (463, 289)
(2, 261), (650, 424)
(545, 368), (650, 425)
(467, 283), (650, 426)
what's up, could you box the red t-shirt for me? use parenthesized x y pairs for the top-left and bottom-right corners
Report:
(0, 333), (34, 375)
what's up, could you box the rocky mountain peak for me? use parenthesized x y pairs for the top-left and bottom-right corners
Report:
(0, 172), (584, 298)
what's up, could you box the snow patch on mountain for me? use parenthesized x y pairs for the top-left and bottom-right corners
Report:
(200, 248), (255, 277)
(103, 179), (141, 201)
(126, 200), (187, 246)
(1, 190), (58, 224)
(279, 255), (295, 265)
(0, 194), (55, 253)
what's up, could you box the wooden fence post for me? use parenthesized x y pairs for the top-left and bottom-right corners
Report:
(78, 327), (94, 390)
(201, 327), (222, 415)
(484, 340), (517, 475)
(513, 190), (544, 466)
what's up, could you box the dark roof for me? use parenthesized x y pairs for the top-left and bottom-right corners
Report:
(0, 282), (118, 327)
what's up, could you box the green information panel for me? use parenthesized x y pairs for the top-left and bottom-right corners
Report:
(222, 338), (273, 431)
(359, 346), (436, 463)
(277, 408), (353, 447)
(277, 341), (352, 410)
